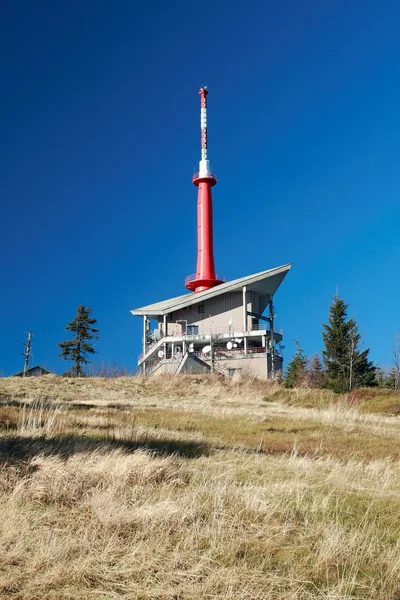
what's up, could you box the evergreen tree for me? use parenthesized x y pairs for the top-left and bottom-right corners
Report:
(58, 305), (99, 377)
(285, 340), (308, 388)
(322, 295), (375, 393)
(375, 365), (387, 389)
(307, 353), (328, 388)
(378, 367), (397, 391)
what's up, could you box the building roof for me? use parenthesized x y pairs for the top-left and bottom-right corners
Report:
(131, 263), (292, 317)
(13, 365), (50, 377)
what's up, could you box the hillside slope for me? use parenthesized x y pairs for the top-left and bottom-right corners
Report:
(0, 375), (399, 600)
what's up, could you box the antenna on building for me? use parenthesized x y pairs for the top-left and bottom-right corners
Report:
(185, 87), (225, 293)
(269, 298), (275, 379)
(22, 331), (32, 377)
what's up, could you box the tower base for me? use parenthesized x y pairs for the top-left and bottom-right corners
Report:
(185, 275), (225, 293)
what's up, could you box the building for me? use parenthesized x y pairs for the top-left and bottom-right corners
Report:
(132, 263), (291, 377)
(13, 365), (50, 377)
(131, 88), (291, 378)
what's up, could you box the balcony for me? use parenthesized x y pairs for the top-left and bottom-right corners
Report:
(185, 273), (226, 287)
(192, 172), (217, 185)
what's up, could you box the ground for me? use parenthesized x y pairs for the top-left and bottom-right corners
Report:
(0, 375), (399, 600)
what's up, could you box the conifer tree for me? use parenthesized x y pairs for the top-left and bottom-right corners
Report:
(322, 295), (375, 393)
(307, 353), (328, 388)
(386, 368), (399, 391)
(58, 305), (99, 377)
(375, 365), (387, 389)
(285, 340), (308, 388)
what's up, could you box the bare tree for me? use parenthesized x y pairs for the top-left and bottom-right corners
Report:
(392, 330), (400, 392)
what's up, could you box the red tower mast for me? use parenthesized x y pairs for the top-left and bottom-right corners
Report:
(185, 87), (225, 293)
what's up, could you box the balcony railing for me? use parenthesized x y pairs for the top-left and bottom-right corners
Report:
(138, 324), (283, 361)
(192, 172), (217, 183)
(167, 324), (283, 338)
(185, 273), (226, 286)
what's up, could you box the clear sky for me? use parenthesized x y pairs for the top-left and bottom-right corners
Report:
(1, 0), (399, 375)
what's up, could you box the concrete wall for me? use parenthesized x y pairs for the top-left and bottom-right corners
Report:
(151, 361), (180, 376)
(151, 355), (210, 376)
(178, 354), (210, 374)
(149, 353), (282, 380)
(215, 356), (267, 379)
(206, 354), (283, 379)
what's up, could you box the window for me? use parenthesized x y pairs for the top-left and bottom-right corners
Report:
(198, 304), (205, 314)
(187, 325), (199, 335)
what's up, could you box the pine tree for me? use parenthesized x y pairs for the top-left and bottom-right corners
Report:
(375, 365), (387, 389)
(386, 367), (399, 391)
(307, 353), (328, 388)
(285, 340), (308, 388)
(58, 305), (99, 377)
(322, 295), (375, 393)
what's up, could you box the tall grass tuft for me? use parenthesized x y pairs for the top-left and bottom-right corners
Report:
(0, 374), (399, 599)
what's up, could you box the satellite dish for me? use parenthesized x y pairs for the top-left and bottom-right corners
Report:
(157, 350), (164, 358)
(202, 345), (211, 354)
(226, 341), (233, 350)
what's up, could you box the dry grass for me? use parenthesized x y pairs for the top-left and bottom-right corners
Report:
(0, 375), (399, 599)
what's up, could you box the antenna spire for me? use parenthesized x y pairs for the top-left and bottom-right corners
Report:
(198, 87), (212, 178)
(200, 87), (208, 161)
(185, 87), (225, 292)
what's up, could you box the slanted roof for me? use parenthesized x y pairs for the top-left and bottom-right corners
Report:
(131, 263), (292, 317)
(13, 365), (50, 377)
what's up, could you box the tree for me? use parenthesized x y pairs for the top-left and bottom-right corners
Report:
(322, 295), (375, 393)
(307, 353), (328, 388)
(285, 340), (308, 388)
(58, 305), (99, 377)
(392, 331), (400, 392)
(375, 365), (387, 389)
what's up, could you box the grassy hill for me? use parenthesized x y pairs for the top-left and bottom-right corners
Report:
(0, 375), (399, 600)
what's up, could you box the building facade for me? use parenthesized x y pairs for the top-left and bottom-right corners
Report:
(132, 263), (291, 378)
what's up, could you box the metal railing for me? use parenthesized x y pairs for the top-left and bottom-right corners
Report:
(193, 347), (284, 359)
(192, 172), (217, 183)
(166, 324), (283, 338)
(138, 336), (164, 362)
(138, 324), (283, 361)
(248, 323), (283, 334)
(185, 273), (226, 286)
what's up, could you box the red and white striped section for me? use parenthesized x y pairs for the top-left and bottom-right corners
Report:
(200, 87), (208, 161)
(199, 87), (211, 178)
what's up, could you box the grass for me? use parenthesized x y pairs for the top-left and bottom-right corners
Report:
(0, 374), (399, 599)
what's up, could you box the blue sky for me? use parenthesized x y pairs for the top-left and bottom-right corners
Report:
(1, 0), (399, 375)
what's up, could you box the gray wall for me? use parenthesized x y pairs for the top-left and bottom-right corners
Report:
(163, 291), (258, 336)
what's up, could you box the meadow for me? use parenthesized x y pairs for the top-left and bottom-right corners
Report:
(0, 374), (399, 600)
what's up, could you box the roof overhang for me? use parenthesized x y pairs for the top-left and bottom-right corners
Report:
(131, 263), (292, 317)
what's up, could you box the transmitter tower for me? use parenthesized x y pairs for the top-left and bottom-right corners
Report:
(185, 88), (225, 292)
